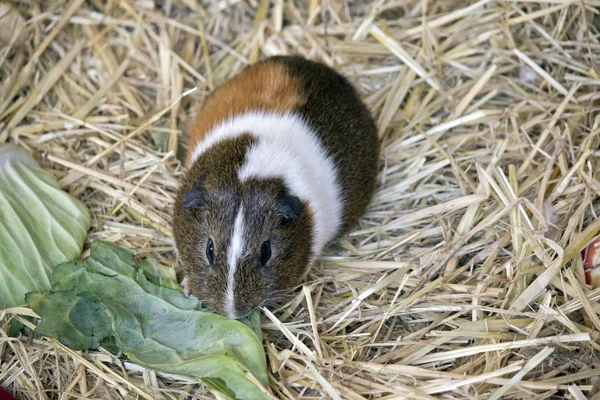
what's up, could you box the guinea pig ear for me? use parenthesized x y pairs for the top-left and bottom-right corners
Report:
(277, 194), (303, 221)
(183, 186), (208, 209)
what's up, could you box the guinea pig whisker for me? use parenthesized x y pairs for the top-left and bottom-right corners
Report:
(259, 297), (275, 306)
(267, 286), (297, 296)
(197, 301), (219, 314)
(263, 291), (289, 301)
(259, 296), (284, 308)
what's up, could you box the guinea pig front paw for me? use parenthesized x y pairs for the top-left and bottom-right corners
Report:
(181, 276), (190, 297)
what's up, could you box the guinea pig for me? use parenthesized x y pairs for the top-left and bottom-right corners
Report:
(172, 55), (379, 319)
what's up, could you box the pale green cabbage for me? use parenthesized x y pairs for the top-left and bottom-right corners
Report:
(27, 241), (271, 400)
(0, 144), (90, 308)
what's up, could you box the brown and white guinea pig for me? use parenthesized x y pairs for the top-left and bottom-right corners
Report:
(172, 55), (379, 319)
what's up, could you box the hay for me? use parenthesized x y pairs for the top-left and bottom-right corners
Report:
(1, 0), (600, 398)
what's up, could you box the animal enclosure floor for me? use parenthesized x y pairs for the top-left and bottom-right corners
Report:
(1, 0), (600, 399)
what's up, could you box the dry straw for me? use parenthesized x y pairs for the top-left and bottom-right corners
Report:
(1, 0), (600, 398)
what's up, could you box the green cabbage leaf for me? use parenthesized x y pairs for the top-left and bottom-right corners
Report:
(26, 241), (271, 400)
(0, 144), (90, 308)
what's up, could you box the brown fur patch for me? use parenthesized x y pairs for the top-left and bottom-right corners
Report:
(185, 62), (303, 165)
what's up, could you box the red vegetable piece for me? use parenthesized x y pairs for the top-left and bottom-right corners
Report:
(0, 387), (15, 400)
(582, 235), (600, 287)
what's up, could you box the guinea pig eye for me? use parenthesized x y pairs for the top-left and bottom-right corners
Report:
(206, 238), (215, 266)
(260, 240), (271, 266)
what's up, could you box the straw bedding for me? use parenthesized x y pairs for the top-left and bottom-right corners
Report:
(1, 0), (600, 398)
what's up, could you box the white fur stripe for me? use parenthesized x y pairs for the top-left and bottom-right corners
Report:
(189, 111), (343, 262)
(225, 206), (245, 317)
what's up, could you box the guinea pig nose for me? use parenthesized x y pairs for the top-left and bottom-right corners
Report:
(222, 302), (254, 319)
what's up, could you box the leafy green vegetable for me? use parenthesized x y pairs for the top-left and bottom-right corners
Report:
(27, 241), (271, 400)
(0, 144), (90, 308)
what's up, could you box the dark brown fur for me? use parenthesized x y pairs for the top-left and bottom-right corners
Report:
(173, 55), (378, 318)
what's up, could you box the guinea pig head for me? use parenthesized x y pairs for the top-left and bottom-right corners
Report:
(173, 178), (313, 319)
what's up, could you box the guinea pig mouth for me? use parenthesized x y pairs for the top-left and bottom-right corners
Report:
(178, 276), (257, 319)
(217, 310), (253, 320)
(229, 309), (256, 320)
